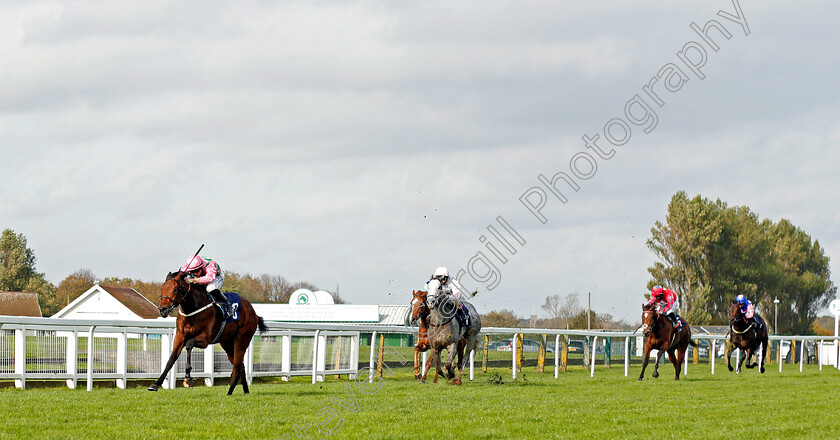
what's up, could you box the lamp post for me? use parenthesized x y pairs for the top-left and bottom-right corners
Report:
(773, 297), (780, 334)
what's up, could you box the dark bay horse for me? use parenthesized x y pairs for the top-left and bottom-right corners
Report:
(638, 302), (696, 381)
(727, 300), (769, 373)
(148, 271), (268, 394)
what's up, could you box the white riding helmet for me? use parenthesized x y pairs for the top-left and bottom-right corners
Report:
(433, 267), (449, 278)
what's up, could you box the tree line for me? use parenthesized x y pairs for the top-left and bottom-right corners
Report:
(647, 191), (836, 334)
(0, 229), (343, 317)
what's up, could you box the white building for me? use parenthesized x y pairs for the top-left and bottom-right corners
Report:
(53, 283), (164, 320)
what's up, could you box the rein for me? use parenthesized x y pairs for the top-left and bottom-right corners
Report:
(730, 320), (755, 335)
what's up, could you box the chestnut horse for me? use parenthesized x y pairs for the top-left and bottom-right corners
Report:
(638, 302), (696, 381)
(727, 300), (768, 373)
(148, 271), (268, 394)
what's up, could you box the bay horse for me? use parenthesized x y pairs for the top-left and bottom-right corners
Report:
(727, 300), (769, 373)
(638, 302), (696, 381)
(148, 271), (268, 394)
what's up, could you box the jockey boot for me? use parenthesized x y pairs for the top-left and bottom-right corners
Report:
(456, 304), (470, 328)
(209, 289), (231, 319)
(669, 313), (681, 332)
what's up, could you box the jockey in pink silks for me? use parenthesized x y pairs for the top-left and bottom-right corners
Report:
(646, 285), (682, 332)
(181, 255), (231, 318)
(735, 294), (760, 327)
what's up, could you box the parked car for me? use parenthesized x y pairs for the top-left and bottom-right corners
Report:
(495, 338), (555, 353)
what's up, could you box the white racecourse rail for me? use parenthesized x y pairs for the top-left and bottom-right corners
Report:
(1, 317), (839, 390)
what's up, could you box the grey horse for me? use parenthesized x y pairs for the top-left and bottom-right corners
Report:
(420, 280), (482, 385)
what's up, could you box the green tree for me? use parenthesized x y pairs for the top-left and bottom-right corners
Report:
(647, 193), (836, 333)
(0, 228), (55, 313)
(0, 229), (38, 291)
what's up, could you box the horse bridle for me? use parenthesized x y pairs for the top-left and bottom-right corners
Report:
(409, 294), (429, 325)
(159, 273), (188, 315)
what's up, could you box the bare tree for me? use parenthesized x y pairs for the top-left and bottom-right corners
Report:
(541, 293), (582, 328)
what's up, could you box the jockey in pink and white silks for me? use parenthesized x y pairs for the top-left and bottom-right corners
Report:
(647, 285), (682, 332)
(181, 255), (231, 318)
(425, 267), (472, 327)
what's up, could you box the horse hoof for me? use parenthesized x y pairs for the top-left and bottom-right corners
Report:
(147, 383), (159, 392)
(652, 372), (659, 379)
(727, 366), (734, 372)
(760, 367), (766, 374)
(419, 379), (426, 384)
(432, 377), (438, 384)
(414, 374), (421, 380)
(183, 378), (194, 388)
(674, 377), (680, 381)
(453, 379), (462, 385)
(638, 377), (643, 382)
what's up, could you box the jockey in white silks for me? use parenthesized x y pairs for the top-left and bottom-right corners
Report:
(425, 267), (473, 327)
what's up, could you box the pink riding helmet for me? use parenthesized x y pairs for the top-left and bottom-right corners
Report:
(183, 255), (206, 272)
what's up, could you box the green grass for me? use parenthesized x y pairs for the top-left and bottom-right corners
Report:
(1, 361), (839, 439)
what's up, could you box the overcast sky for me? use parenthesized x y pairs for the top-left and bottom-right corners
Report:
(2, 0), (838, 323)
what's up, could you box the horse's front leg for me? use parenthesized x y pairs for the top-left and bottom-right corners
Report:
(148, 333), (187, 391)
(182, 340), (196, 388)
(443, 342), (458, 380)
(433, 348), (445, 383)
(638, 346), (652, 381)
(727, 343), (735, 372)
(413, 346), (421, 380)
(453, 339), (468, 386)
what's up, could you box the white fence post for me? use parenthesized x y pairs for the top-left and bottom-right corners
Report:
(66, 329), (78, 389)
(511, 333), (518, 380)
(14, 328), (25, 389)
(421, 351), (427, 375)
(316, 332), (327, 383)
(555, 335), (561, 379)
(623, 337), (629, 377)
(204, 343), (215, 386)
(735, 348), (740, 373)
(799, 339), (805, 373)
(160, 331), (172, 389)
(246, 337), (255, 385)
(590, 336), (598, 378)
(710, 339), (716, 375)
(758, 342), (763, 371)
(683, 347), (688, 376)
(311, 330), (320, 385)
(819, 340), (823, 371)
(779, 341), (783, 373)
(469, 350), (474, 381)
(116, 330), (127, 389)
(281, 333), (291, 381)
(368, 332), (377, 384)
(86, 326), (96, 391)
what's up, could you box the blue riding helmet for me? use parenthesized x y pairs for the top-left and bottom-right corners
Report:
(735, 294), (748, 305)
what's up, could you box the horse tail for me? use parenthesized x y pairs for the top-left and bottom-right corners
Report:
(689, 339), (698, 348)
(257, 316), (269, 334)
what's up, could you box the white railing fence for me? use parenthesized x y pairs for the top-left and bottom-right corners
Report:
(2, 317), (838, 390)
(0, 317), (359, 390)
